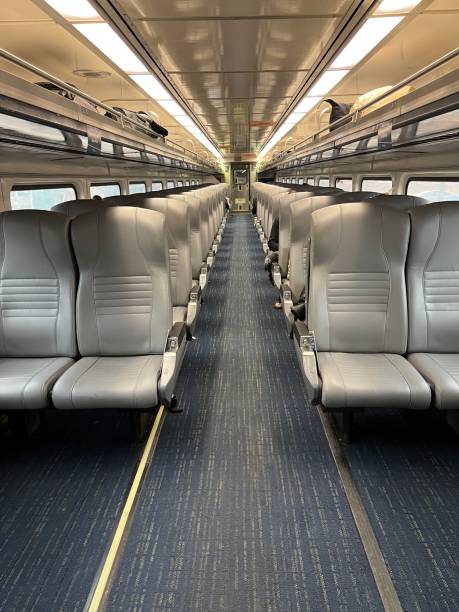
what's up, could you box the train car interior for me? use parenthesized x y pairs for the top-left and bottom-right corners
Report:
(0, 0), (458, 610)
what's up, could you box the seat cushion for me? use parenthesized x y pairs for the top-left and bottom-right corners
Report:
(408, 353), (459, 411)
(173, 306), (188, 324)
(318, 353), (431, 410)
(0, 357), (74, 410)
(52, 355), (163, 410)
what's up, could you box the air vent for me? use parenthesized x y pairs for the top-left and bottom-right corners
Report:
(73, 69), (111, 79)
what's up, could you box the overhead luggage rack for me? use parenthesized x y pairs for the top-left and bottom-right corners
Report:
(0, 48), (219, 174)
(259, 48), (459, 175)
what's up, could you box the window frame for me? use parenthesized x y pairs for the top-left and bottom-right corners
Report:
(360, 176), (393, 194)
(151, 181), (163, 192)
(128, 181), (147, 195)
(166, 180), (175, 189)
(90, 182), (121, 198)
(10, 183), (77, 211)
(406, 176), (459, 202)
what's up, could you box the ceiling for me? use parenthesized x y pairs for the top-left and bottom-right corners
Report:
(110, 0), (354, 156)
(0, 0), (458, 161)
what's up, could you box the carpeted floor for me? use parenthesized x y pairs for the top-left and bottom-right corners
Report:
(0, 413), (142, 611)
(345, 409), (459, 611)
(105, 214), (382, 612)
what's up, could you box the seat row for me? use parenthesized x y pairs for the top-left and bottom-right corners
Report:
(0, 182), (229, 433)
(53, 183), (229, 335)
(252, 182), (459, 439)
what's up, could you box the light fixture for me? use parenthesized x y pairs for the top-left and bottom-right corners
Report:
(331, 17), (403, 69)
(294, 96), (322, 114)
(376, 0), (423, 14)
(43, 0), (100, 20)
(307, 70), (349, 96)
(75, 23), (148, 73)
(130, 74), (171, 100)
(160, 100), (187, 116)
(284, 112), (306, 126)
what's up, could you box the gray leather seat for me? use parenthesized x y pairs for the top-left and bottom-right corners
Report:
(407, 202), (459, 411)
(369, 194), (428, 210)
(308, 202), (431, 410)
(0, 211), (76, 410)
(52, 198), (117, 217)
(288, 192), (377, 305)
(122, 196), (193, 327)
(52, 207), (173, 410)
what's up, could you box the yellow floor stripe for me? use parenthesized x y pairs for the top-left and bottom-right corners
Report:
(86, 406), (166, 612)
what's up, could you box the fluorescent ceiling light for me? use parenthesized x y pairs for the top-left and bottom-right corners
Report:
(376, 0), (422, 13)
(176, 115), (195, 128)
(75, 23), (148, 73)
(284, 112), (306, 126)
(43, 0), (100, 20)
(294, 96), (322, 114)
(307, 69), (349, 96)
(130, 74), (171, 101)
(160, 100), (186, 116)
(331, 17), (403, 69)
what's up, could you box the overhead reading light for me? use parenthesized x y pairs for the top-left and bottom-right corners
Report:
(130, 74), (172, 101)
(75, 23), (148, 73)
(307, 69), (350, 96)
(43, 0), (100, 20)
(331, 17), (403, 69)
(376, 0), (423, 14)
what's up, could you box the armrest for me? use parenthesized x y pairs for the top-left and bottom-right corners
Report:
(199, 264), (209, 291)
(186, 283), (202, 336)
(292, 321), (321, 404)
(159, 322), (188, 410)
(272, 263), (282, 289)
(281, 282), (294, 332)
(281, 282), (292, 302)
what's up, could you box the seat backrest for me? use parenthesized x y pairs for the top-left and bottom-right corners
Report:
(278, 190), (341, 276)
(289, 192), (378, 302)
(408, 202), (459, 353)
(309, 202), (410, 353)
(169, 193), (202, 280)
(0, 211), (76, 357)
(52, 198), (117, 217)
(139, 197), (192, 307)
(71, 207), (172, 356)
(370, 194), (428, 210)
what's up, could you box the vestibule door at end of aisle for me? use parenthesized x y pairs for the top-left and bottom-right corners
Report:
(231, 163), (250, 211)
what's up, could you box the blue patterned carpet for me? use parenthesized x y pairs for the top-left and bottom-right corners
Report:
(0, 413), (142, 611)
(105, 214), (381, 612)
(345, 410), (459, 611)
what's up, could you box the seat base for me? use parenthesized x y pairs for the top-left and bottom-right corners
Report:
(318, 353), (431, 410)
(52, 355), (163, 410)
(408, 353), (459, 411)
(0, 357), (74, 410)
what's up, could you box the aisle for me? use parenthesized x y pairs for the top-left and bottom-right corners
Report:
(105, 214), (381, 611)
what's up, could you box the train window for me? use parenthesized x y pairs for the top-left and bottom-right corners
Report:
(407, 178), (459, 203)
(307, 178), (315, 185)
(166, 180), (175, 189)
(335, 178), (353, 191)
(151, 181), (163, 191)
(177, 180), (184, 187)
(10, 184), (76, 211)
(361, 177), (393, 194)
(298, 178), (304, 185)
(184, 180), (190, 186)
(129, 182), (147, 195)
(318, 178), (330, 187)
(90, 183), (121, 198)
